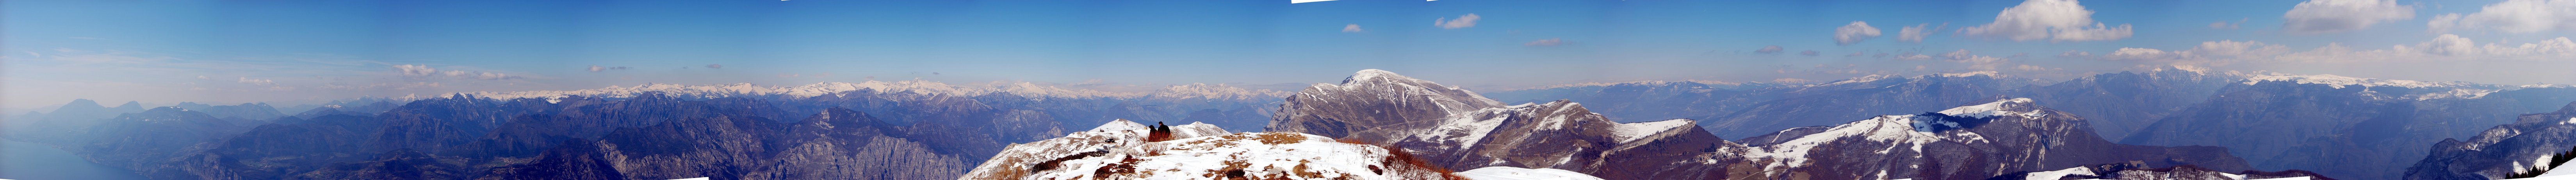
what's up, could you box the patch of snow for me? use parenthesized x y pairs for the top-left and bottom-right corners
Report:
(2023, 167), (2095, 180)
(1005, 132), (1445, 180)
(1610, 119), (1694, 143)
(1172, 122), (1233, 137)
(2562, 117), (2576, 125)
(2217, 172), (2246, 180)
(1454, 166), (1606, 180)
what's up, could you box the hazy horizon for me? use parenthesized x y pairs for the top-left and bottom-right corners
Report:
(11, 0), (2576, 112)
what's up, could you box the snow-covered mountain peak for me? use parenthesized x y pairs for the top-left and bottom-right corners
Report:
(2522, 83), (2576, 88)
(1610, 119), (1697, 143)
(1936, 98), (2043, 119)
(1347, 69), (1406, 83)
(1090, 119), (1149, 132)
(1935, 71), (2004, 77)
(1809, 74), (1896, 87)
(1302, 69), (1505, 112)
(1148, 83), (1292, 100)
(2243, 73), (2478, 89)
(2154, 65), (2214, 74)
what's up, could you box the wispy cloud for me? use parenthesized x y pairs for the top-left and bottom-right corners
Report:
(2282, 0), (2412, 34)
(1525, 38), (1564, 46)
(1435, 14), (1480, 29)
(1756, 46), (1785, 54)
(1343, 24), (1365, 32)
(236, 77), (275, 85)
(1898, 23), (1945, 43)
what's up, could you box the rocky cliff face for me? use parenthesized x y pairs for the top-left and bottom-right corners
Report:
(2401, 102), (2576, 180)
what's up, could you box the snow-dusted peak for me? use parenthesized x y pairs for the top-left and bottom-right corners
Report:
(1936, 98), (2043, 119)
(1347, 69), (1405, 83)
(1148, 83), (1292, 100)
(1610, 119), (1697, 143)
(2523, 83), (2576, 88)
(1809, 74), (1895, 87)
(1455, 166), (1606, 180)
(2243, 73), (2478, 89)
(1935, 71), (2004, 77)
(2155, 65), (2214, 74)
(1302, 69), (1506, 111)
(1090, 119), (1149, 132)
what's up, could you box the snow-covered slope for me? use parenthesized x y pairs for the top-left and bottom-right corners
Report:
(958, 120), (1455, 180)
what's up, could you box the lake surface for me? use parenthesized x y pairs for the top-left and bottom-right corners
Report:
(0, 140), (146, 180)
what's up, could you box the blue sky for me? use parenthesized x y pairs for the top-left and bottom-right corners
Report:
(8, 0), (2576, 109)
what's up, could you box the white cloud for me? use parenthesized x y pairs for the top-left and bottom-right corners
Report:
(2059, 50), (2093, 58)
(1343, 24), (1365, 32)
(1938, 49), (2013, 70)
(1898, 23), (1944, 43)
(474, 72), (512, 80)
(589, 66), (605, 72)
(705, 64), (723, 69)
(236, 77), (274, 85)
(2282, 0), (2414, 34)
(1799, 50), (1822, 56)
(1435, 14), (1480, 29)
(2099, 40), (2288, 63)
(2101, 47), (2182, 61)
(1960, 0), (2133, 42)
(196, 76), (210, 80)
(1835, 21), (1883, 45)
(1525, 38), (1564, 46)
(1893, 53), (1934, 60)
(394, 65), (438, 77)
(2428, 0), (2576, 34)
(442, 70), (468, 77)
(1756, 46), (1785, 54)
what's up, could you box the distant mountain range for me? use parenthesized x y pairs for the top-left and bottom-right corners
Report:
(7, 68), (2568, 180)
(1485, 67), (2576, 180)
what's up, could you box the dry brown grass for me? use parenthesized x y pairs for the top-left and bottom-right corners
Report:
(1254, 133), (1307, 145)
